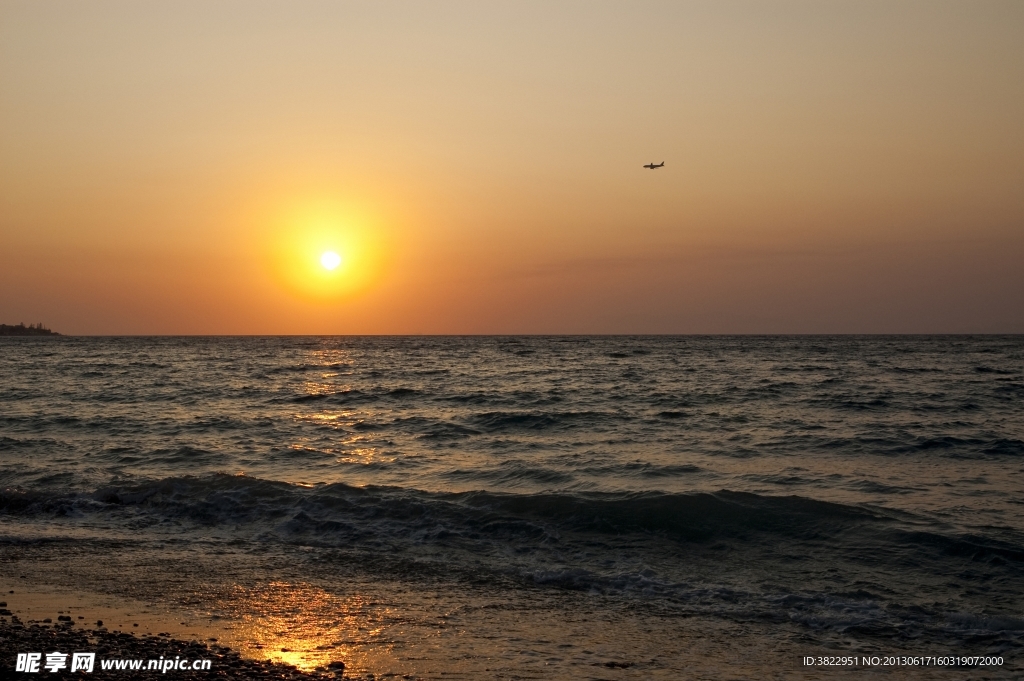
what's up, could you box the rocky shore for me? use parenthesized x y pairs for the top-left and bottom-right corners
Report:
(0, 612), (350, 680)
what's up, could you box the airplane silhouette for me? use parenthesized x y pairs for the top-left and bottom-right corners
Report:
(643, 162), (665, 169)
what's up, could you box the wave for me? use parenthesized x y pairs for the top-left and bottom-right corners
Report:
(466, 410), (617, 432)
(262, 361), (353, 375)
(3, 473), (1011, 555)
(3, 474), (1022, 646)
(288, 389), (371, 404)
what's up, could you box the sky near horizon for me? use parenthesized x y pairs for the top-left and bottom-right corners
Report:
(1, 1), (1022, 334)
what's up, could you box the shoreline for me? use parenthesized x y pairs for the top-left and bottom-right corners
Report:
(0, 587), (358, 679)
(0, 618), (343, 679)
(4, 579), (1015, 680)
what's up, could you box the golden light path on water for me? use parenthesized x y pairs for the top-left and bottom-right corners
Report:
(222, 582), (397, 672)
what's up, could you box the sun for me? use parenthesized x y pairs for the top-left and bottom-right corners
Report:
(256, 196), (392, 302)
(320, 251), (342, 270)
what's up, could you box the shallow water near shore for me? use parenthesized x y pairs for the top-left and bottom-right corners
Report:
(2, 336), (1023, 678)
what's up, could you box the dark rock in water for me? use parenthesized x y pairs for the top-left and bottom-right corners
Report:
(58, 615), (72, 621)
(327, 660), (346, 670)
(96, 619), (103, 626)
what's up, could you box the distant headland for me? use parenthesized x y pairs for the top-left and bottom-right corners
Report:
(0, 323), (60, 336)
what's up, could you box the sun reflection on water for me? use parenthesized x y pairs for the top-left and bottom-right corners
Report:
(224, 582), (397, 673)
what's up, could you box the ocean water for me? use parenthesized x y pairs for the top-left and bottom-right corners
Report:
(1, 336), (1023, 678)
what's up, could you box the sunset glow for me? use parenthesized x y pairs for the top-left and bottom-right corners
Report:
(250, 196), (392, 307)
(0, 2), (1021, 333)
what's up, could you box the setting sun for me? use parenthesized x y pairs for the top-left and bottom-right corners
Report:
(320, 251), (341, 271)
(255, 197), (391, 305)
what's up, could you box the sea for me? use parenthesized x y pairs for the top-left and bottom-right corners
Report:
(1, 336), (1022, 679)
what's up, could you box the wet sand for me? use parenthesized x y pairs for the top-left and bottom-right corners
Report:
(0, 593), (355, 679)
(3, 582), (1014, 681)
(0, 619), (341, 679)
(0, 585), (358, 679)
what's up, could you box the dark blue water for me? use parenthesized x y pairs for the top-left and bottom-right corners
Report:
(1, 336), (1022, 677)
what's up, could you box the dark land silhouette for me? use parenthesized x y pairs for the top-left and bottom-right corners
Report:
(0, 323), (59, 336)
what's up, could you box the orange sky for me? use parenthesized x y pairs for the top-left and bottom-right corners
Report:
(2, 1), (1022, 333)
